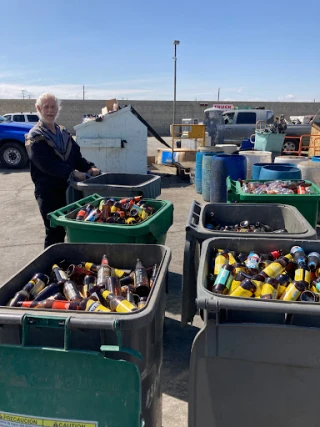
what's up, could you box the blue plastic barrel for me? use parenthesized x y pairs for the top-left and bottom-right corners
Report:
(259, 165), (302, 180)
(312, 156), (320, 162)
(251, 162), (296, 180)
(215, 154), (247, 180)
(196, 150), (223, 194)
(202, 154), (216, 202)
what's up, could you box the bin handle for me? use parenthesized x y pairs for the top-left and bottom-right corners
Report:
(226, 176), (235, 192)
(47, 193), (102, 226)
(20, 314), (142, 360)
(202, 296), (320, 317)
(186, 200), (202, 231)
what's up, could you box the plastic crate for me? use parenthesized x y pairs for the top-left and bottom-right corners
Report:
(189, 236), (320, 427)
(181, 200), (317, 325)
(254, 130), (285, 152)
(69, 173), (161, 202)
(227, 177), (320, 228)
(48, 194), (174, 244)
(0, 243), (171, 427)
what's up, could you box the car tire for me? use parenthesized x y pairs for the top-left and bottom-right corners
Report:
(0, 142), (29, 168)
(282, 139), (299, 153)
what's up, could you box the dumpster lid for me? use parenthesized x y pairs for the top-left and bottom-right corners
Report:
(0, 315), (142, 427)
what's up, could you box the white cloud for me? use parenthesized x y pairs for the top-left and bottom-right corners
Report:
(278, 94), (296, 101)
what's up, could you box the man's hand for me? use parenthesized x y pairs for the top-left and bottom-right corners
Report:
(88, 167), (100, 177)
(73, 170), (87, 181)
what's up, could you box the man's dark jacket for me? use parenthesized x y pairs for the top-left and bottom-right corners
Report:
(26, 121), (94, 192)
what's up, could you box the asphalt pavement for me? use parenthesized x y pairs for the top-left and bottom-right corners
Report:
(0, 144), (203, 427)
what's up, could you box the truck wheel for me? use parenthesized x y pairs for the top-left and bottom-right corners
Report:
(282, 139), (298, 153)
(0, 142), (28, 168)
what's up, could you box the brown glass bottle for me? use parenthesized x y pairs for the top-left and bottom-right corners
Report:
(149, 264), (158, 287)
(52, 264), (68, 285)
(275, 273), (291, 298)
(99, 289), (137, 313)
(229, 278), (257, 298)
(63, 280), (83, 302)
(134, 259), (150, 297)
(260, 278), (279, 300)
(259, 254), (293, 279)
(105, 276), (121, 296)
(213, 264), (235, 294)
(82, 262), (99, 273)
(280, 280), (306, 301)
(83, 275), (97, 292)
(97, 255), (112, 285)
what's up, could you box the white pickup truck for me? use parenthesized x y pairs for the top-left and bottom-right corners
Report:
(204, 107), (318, 152)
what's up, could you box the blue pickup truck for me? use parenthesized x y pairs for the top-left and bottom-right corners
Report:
(0, 117), (33, 168)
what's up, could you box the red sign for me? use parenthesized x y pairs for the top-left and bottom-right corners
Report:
(212, 104), (234, 110)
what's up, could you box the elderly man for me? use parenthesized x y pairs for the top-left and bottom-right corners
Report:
(26, 92), (99, 248)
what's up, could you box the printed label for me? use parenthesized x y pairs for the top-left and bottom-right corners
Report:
(229, 280), (241, 294)
(214, 269), (229, 287)
(230, 287), (253, 298)
(263, 263), (284, 278)
(86, 300), (110, 312)
(0, 412), (97, 427)
(295, 269), (311, 284)
(214, 255), (227, 275)
(261, 284), (275, 299)
(278, 285), (286, 298)
(282, 284), (300, 301)
(245, 252), (260, 270)
(116, 300), (135, 313)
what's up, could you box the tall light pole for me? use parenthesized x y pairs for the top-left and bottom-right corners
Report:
(173, 40), (180, 126)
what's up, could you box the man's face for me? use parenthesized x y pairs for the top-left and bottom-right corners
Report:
(38, 97), (58, 124)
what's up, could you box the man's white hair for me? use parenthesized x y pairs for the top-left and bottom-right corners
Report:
(35, 93), (61, 119)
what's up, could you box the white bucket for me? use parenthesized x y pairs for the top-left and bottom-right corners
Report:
(298, 161), (320, 186)
(274, 156), (308, 167)
(239, 151), (272, 179)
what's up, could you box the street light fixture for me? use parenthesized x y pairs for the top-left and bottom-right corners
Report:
(173, 40), (180, 127)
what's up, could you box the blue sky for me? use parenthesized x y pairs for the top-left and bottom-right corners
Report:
(0, 0), (319, 101)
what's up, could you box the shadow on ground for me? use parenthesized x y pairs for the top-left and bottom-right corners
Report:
(0, 166), (29, 174)
(162, 316), (199, 402)
(166, 271), (184, 317)
(160, 175), (192, 189)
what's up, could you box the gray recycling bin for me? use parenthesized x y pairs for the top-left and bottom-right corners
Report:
(68, 173), (161, 204)
(0, 243), (171, 427)
(181, 200), (317, 325)
(189, 236), (320, 427)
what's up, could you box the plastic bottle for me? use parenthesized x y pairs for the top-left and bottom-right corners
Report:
(307, 252), (320, 272)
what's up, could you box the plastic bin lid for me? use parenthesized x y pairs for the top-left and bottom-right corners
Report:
(0, 316), (142, 427)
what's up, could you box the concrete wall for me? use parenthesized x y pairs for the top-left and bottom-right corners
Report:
(0, 99), (319, 136)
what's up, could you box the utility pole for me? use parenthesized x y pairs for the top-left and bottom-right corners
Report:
(218, 88), (220, 101)
(173, 40), (180, 126)
(83, 85), (85, 100)
(21, 90), (26, 99)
